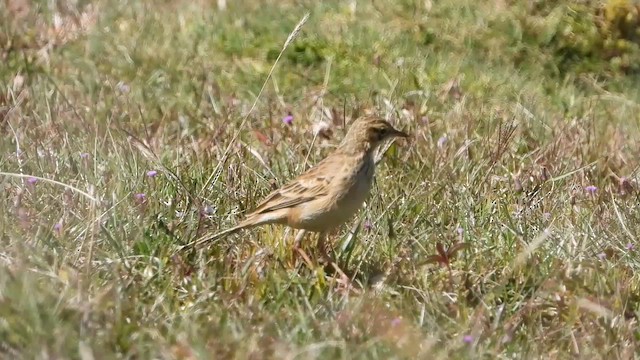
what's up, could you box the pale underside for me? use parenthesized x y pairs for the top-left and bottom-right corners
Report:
(238, 151), (376, 233)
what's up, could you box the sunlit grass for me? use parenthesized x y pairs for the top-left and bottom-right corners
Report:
(1, 0), (639, 358)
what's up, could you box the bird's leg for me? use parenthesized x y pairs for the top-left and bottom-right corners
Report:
(293, 230), (314, 269)
(318, 231), (351, 285)
(317, 231), (331, 264)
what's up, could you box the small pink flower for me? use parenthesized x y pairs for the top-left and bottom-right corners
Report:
(53, 222), (63, 233)
(27, 177), (38, 185)
(463, 335), (474, 344)
(146, 170), (158, 178)
(626, 243), (634, 251)
(597, 252), (606, 260)
(282, 113), (293, 125)
(134, 193), (146, 202)
(390, 318), (402, 327)
(80, 153), (90, 159)
(363, 220), (373, 231)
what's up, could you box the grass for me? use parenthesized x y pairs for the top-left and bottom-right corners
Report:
(1, 0), (640, 358)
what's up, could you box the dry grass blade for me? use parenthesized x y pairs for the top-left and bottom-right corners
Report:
(197, 12), (310, 198)
(0, 172), (98, 203)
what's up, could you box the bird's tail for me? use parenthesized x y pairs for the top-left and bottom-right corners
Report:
(177, 221), (255, 251)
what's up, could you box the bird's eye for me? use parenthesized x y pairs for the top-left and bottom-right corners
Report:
(372, 127), (388, 140)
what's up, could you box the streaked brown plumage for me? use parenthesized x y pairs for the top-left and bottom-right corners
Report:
(189, 115), (408, 269)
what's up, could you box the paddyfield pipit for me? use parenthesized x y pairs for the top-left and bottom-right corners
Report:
(190, 115), (409, 274)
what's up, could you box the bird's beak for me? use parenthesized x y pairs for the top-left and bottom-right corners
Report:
(391, 129), (410, 138)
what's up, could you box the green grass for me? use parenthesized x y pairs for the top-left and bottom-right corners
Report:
(1, 0), (640, 358)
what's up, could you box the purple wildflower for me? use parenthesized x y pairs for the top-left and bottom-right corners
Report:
(27, 177), (38, 185)
(53, 222), (63, 233)
(463, 335), (474, 344)
(134, 193), (146, 201)
(456, 227), (464, 235)
(620, 177), (630, 188)
(146, 170), (158, 178)
(282, 113), (294, 125)
(202, 205), (215, 216)
(626, 242), (634, 251)
(363, 220), (373, 231)
(585, 185), (597, 194)
(597, 252), (607, 260)
(390, 318), (402, 327)
(437, 135), (448, 148)
(80, 152), (90, 159)
(116, 81), (130, 94)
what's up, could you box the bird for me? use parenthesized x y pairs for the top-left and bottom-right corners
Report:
(187, 114), (409, 278)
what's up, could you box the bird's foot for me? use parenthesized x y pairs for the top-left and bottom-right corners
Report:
(317, 249), (353, 287)
(293, 244), (315, 270)
(329, 261), (353, 286)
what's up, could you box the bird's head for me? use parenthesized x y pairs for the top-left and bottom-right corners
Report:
(341, 115), (409, 153)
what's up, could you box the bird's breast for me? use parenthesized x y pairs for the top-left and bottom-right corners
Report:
(332, 157), (375, 215)
(293, 155), (375, 232)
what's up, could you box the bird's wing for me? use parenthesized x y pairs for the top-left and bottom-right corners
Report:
(252, 166), (332, 214)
